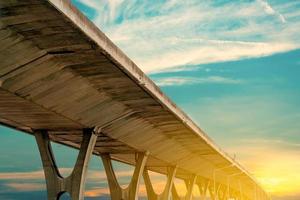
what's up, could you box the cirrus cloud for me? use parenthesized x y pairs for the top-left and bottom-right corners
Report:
(154, 76), (242, 86)
(72, 0), (300, 73)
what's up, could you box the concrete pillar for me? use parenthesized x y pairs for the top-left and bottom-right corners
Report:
(208, 183), (220, 200)
(233, 191), (240, 200)
(101, 152), (148, 200)
(171, 175), (197, 200)
(185, 175), (197, 200)
(198, 179), (209, 200)
(238, 180), (243, 200)
(208, 184), (214, 200)
(217, 186), (227, 200)
(34, 128), (98, 200)
(171, 182), (181, 200)
(143, 166), (177, 200)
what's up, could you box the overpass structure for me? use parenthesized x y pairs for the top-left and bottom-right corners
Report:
(0, 0), (270, 200)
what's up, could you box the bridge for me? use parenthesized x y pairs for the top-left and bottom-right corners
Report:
(0, 0), (270, 200)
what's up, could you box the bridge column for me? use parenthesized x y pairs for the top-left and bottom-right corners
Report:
(185, 175), (197, 200)
(217, 185), (227, 200)
(34, 128), (98, 200)
(101, 152), (148, 200)
(143, 166), (177, 200)
(232, 191), (240, 200)
(197, 179), (209, 200)
(172, 175), (197, 200)
(238, 180), (243, 200)
(171, 182), (181, 200)
(208, 183), (220, 200)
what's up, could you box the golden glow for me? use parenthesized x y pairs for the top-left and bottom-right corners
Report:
(148, 171), (167, 194)
(174, 178), (187, 196)
(256, 159), (300, 195)
(227, 139), (300, 197)
(84, 188), (108, 197)
(172, 178), (201, 197)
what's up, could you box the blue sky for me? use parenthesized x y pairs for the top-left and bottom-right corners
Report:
(1, 0), (300, 199)
(72, 0), (300, 72)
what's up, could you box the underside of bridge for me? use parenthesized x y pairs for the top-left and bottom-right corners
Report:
(0, 0), (269, 200)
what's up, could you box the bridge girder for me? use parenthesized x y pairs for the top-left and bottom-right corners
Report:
(33, 128), (267, 200)
(0, 0), (270, 199)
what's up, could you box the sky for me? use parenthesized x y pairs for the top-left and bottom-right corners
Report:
(0, 0), (300, 200)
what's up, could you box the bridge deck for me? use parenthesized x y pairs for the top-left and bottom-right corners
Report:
(0, 0), (265, 198)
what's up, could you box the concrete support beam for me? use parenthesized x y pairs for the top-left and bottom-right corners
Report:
(208, 183), (220, 200)
(233, 192), (240, 200)
(208, 184), (214, 200)
(143, 166), (177, 200)
(35, 128), (98, 200)
(101, 152), (148, 200)
(171, 182), (181, 200)
(238, 180), (243, 200)
(172, 175), (197, 200)
(185, 175), (197, 200)
(217, 186), (227, 200)
(197, 179), (209, 200)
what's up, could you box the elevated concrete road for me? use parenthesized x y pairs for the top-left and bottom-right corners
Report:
(0, 0), (269, 199)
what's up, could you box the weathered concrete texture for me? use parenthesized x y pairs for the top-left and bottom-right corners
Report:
(0, 0), (269, 199)
(35, 129), (97, 200)
(143, 166), (177, 200)
(171, 175), (197, 200)
(197, 179), (210, 200)
(101, 152), (148, 200)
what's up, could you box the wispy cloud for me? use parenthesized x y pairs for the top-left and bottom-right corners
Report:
(84, 187), (109, 197)
(257, 0), (286, 23)
(0, 168), (134, 182)
(4, 183), (45, 192)
(154, 76), (242, 86)
(84, 179), (201, 198)
(0, 168), (173, 196)
(0, 170), (45, 180)
(72, 0), (300, 72)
